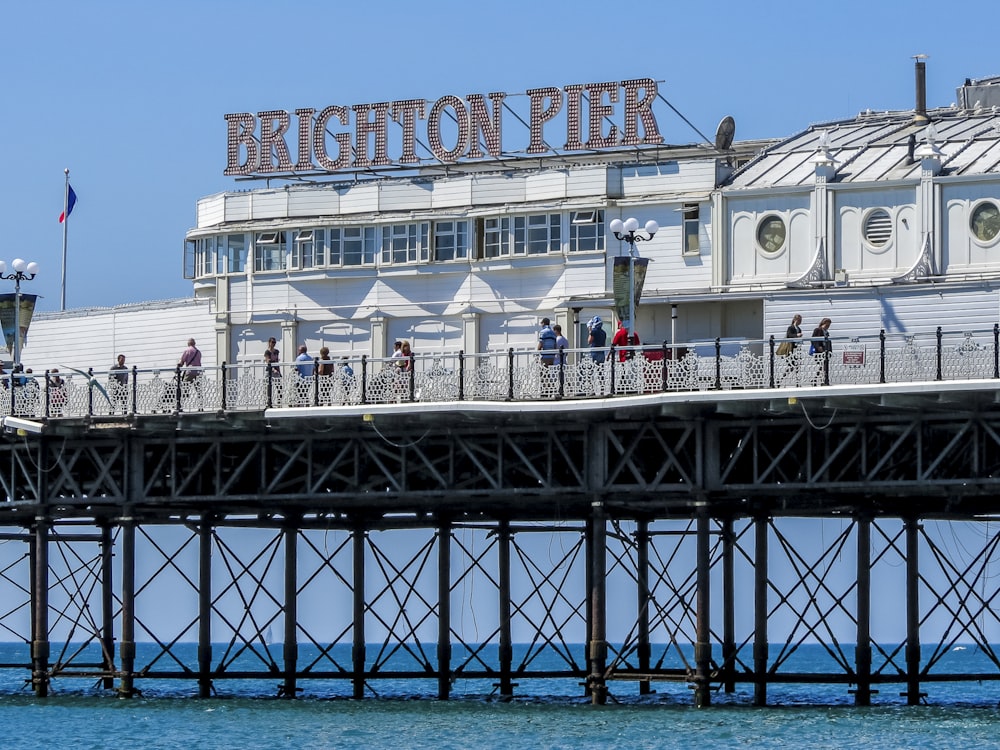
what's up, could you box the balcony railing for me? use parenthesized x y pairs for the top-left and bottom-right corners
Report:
(6, 325), (999, 420)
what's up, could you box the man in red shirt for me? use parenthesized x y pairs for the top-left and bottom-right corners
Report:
(612, 321), (640, 362)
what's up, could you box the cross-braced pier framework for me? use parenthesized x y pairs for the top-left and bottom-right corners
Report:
(4, 387), (1000, 705)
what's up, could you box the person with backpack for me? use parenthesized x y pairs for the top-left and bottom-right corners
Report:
(537, 318), (557, 366)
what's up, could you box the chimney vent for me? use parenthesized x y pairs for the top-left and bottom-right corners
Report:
(914, 54), (929, 124)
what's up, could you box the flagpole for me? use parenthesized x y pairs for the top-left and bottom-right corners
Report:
(61, 168), (69, 311)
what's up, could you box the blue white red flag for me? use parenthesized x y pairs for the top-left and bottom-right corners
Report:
(59, 185), (77, 223)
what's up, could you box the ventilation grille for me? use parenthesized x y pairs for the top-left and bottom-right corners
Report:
(864, 210), (892, 247)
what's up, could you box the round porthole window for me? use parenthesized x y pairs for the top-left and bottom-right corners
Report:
(863, 209), (892, 248)
(756, 215), (786, 254)
(971, 201), (1000, 243)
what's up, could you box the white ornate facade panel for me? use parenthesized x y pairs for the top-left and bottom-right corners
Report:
(223, 193), (251, 223)
(28, 299), (217, 374)
(943, 186), (1000, 271)
(835, 188), (916, 276)
(287, 189), (340, 218)
(728, 207), (810, 282)
(565, 166), (611, 198)
(338, 183), (380, 215)
(378, 180), (434, 212)
(430, 177), (473, 209)
(482, 313), (539, 351)
(251, 190), (289, 220)
(618, 161), (716, 199)
(386, 317), (463, 356)
(552, 257), (608, 299)
(298, 320), (369, 357)
(196, 194), (225, 227)
(232, 326), (284, 365)
(524, 171), (568, 201)
(470, 174), (526, 206)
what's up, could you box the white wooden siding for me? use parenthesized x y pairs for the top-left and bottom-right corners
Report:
(26, 299), (217, 374)
(196, 195), (226, 227)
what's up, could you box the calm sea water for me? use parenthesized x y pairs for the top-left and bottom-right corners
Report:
(0, 644), (998, 748)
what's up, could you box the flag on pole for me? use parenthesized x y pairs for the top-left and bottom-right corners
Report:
(59, 185), (77, 223)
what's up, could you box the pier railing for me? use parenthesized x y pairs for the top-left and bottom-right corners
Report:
(5, 325), (999, 419)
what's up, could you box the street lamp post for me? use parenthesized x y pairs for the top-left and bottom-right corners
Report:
(0, 259), (39, 366)
(609, 217), (658, 344)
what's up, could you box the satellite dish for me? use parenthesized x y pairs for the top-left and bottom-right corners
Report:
(714, 116), (736, 151)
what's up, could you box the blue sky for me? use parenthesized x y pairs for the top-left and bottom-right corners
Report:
(3, 0), (998, 312)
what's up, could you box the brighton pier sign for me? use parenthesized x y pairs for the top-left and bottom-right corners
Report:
(224, 78), (664, 176)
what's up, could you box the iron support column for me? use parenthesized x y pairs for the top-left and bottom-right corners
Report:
(587, 502), (607, 705)
(282, 523), (298, 698)
(722, 516), (736, 693)
(100, 523), (115, 690)
(437, 520), (451, 700)
(498, 520), (513, 699)
(31, 515), (49, 697)
(855, 515), (872, 706)
(119, 518), (136, 697)
(352, 525), (366, 699)
(905, 516), (923, 705)
(693, 509), (712, 707)
(753, 515), (769, 706)
(198, 514), (213, 698)
(636, 519), (651, 695)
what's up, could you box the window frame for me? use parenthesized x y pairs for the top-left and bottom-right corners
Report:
(568, 209), (605, 253)
(253, 230), (288, 272)
(682, 203), (700, 256)
(433, 220), (470, 262)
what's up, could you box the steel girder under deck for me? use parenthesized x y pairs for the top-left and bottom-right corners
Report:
(3, 388), (1000, 703)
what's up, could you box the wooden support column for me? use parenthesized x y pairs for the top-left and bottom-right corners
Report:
(352, 524), (366, 699)
(498, 520), (513, 699)
(118, 517), (136, 698)
(753, 515), (769, 707)
(905, 516), (923, 705)
(635, 519), (651, 695)
(437, 520), (451, 700)
(722, 516), (736, 693)
(198, 513), (213, 698)
(693, 509), (712, 707)
(854, 515), (872, 706)
(587, 501), (608, 705)
(100, 523), (115, 691)
(282, 523), (298, 698)
(31, 514), (49, 697)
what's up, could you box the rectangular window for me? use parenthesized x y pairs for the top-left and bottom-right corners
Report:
(683, 203), (700, 255)
(292, 229), (325, 268)
(254, 231), (287, 272)
(342, 226), (377, 266)
(433, 220), (469, 262)
(381, 222), (429, 265)
(227, 234), (247, 273)
(525, 213), (560, 254)
(569, 209), (605, 252)
(183, 239), (196, 279)
(195, 237), (213, 277)
(482, 217), (512, 258)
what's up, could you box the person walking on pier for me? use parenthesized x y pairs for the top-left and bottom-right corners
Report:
(587, 316), (607, 362)
(317, 346), (334, 404)
(537, 318), (557, 366)
(263, 337), (281, 377)
(109, 353), (129, 413)
(178, 338), (203, 408)
(809, 318), (833, 386)
(552, 324), (569, 365)
(809, 318), (832, 355)
(294, 344), (311, 405)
